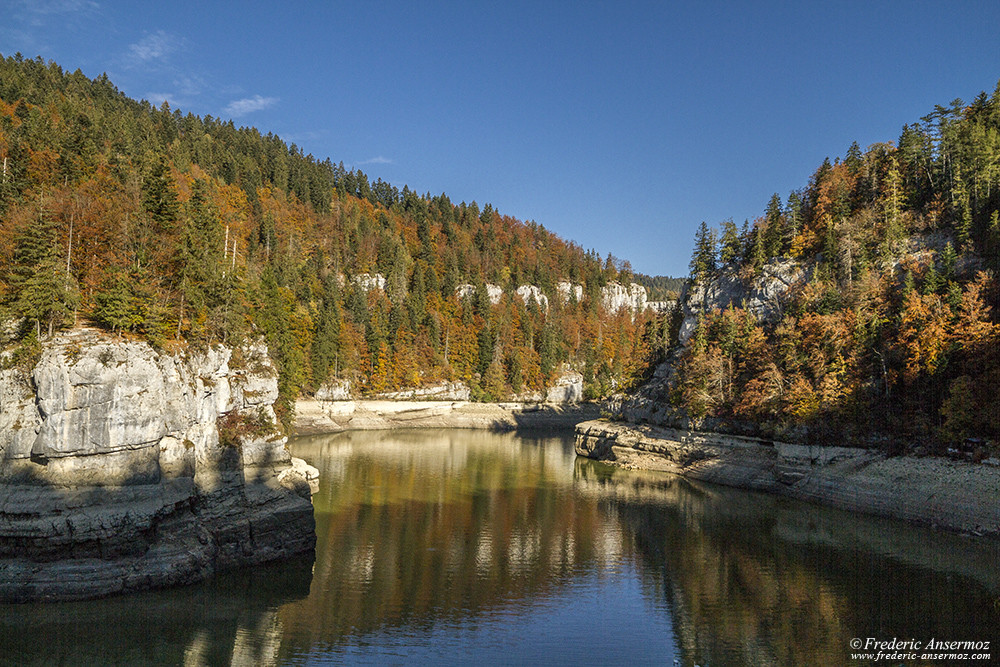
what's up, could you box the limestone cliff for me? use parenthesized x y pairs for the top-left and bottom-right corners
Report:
(0, 328), (318, 602)
(611, 258), (807, 430)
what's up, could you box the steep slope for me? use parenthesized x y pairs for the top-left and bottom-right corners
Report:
(0, 55), (668, 420)
(612, 81), (1000, 454)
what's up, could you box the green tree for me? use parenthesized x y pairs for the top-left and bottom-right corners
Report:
(176, 179), (225, 338)
(689, 222), (717, 281)
(718, 219), (741, 265)
(6, 212), (78, 337)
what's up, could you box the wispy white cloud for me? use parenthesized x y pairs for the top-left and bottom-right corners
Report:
(224, 95), (279, 116)
(358, 156), (394, 165)
(4, 0), (100, 52)
(13, 0), (98, 22)
(127, 30), (177, 63)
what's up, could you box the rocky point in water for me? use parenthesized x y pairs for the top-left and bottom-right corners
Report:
(0, 328), (318, 602)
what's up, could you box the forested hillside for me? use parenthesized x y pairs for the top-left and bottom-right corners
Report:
(674, 81), (1000, 451)
(0, 55), (668, 424)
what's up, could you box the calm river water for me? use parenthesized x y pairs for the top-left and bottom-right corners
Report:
(2, 428), (999, 665)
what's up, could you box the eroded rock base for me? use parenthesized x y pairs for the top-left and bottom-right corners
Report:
(575, 419), (1000, 537)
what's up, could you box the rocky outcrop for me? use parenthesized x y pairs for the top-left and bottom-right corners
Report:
(295, 399), (600, 434)
(374, 381), (471, 401)
(455, 283), (503, 305)
(315, 378), (353, 401)
(600, 281), (647, 315)
(576, 419), (1000, 537)
(607, 258), (811, 430)
(515, 284), (548, 311)
(645, 299), (676, 313)
(678, 258), (807, 344)
(546, 370), (583, 403)
(0, 329), (317, 602)
(353, 273), (386, 292)
(556, 281), (583, 304)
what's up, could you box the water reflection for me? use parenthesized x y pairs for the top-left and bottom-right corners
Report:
(0, 555), (313, 666)
(278, 430), (645, 662)
(575, 461), (1000, 666)
(3, 429), (998, 666)
(281, 429), (1000, 665)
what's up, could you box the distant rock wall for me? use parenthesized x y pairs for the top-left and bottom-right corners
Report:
(678, 258), (807, 343)
(0, 329), (318, 602)
(610, 258), (809, 430)
(515, 284), (548, 311)
(313, 369), (584, 406)
(600, 281), (648, 315)
(295, 399), (600, 434)
(455, 283), (504, 304)
(556, 281), (583, 303)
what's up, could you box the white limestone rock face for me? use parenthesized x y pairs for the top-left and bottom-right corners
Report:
(374, 381), (471, 401)
(678, 258), (807, 344)
(0, 329), (316, 602)
(315, 378), (352, 401)
(646, 300), (676, 313)
(353, 272), (386, 292)
(546, 370), (583, 404)
(556, 281), (583, 304)
(455, 283), (503, 305)
(601, 281), (647, 315)
(515, 285), (548, 311)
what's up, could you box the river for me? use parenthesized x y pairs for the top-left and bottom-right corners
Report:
(2, 428), (998, 665)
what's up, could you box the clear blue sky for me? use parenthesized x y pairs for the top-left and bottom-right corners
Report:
(4, 1), (1000, 277)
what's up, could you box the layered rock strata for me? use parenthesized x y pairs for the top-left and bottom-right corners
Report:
(295, 399), (600, 434)
(576, 419), (1000, 537)
(0, 329), (318, 602)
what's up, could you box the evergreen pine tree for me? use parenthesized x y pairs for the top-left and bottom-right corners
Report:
(718, 219), (741, 265)
(689, 222), (717, 281)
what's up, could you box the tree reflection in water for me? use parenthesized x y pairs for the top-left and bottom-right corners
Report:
(281, 429), (1000, 666)
(3, 429), (998, 665)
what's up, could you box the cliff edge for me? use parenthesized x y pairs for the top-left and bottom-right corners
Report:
(0, 329), (318, 602)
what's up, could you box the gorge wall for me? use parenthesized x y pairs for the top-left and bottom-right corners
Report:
(0, 329), (318, 602)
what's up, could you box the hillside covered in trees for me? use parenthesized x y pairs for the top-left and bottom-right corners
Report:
(671, 80), (1000, 452)
(0, 54), (670, 425)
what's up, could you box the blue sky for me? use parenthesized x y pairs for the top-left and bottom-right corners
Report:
(3, 1), (1000, 277)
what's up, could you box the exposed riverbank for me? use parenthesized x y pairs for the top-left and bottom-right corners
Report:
(575, 419), (1000, 538)
(294, 399), (601, 434)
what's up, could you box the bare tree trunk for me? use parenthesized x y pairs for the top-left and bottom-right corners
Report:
(177, 293), (185, 339)
(66, 211), (74, 277)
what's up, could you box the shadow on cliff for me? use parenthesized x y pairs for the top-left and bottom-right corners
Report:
(0, 552), (314, 665)
(486, 402), (602, 433)
(0, 434), (315, 606)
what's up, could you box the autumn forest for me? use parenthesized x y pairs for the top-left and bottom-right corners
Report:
(2, 54), (1000, 452)
(675, 81), (1000, 451)
(0, 55), (665, 425)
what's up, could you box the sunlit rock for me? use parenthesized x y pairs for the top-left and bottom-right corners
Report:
(353, 272), (386, 292)
(455, 283), (503, 305)
(0, 328), (317, 602)
(515, 285), (548, 311)
(556, 281), (583, 304)
(600, 281), (647, 314)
